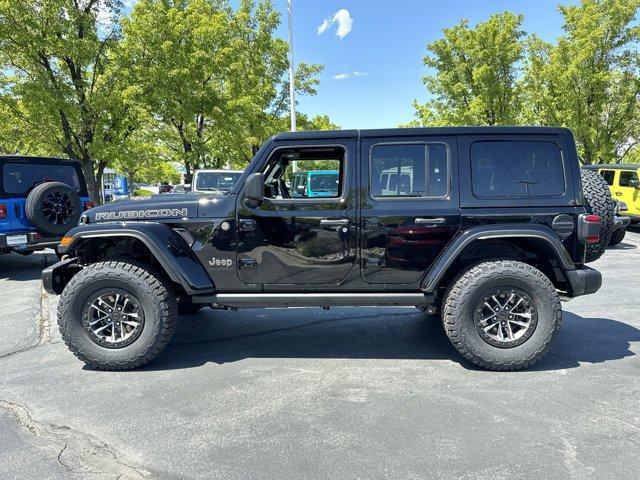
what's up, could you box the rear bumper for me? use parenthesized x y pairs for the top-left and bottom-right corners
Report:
(613, 215), (631, 229)
(0, 232), (60, 252)
(564, 266), (602, 298)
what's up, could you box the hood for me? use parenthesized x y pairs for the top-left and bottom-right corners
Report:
(84, 193), (238, 224)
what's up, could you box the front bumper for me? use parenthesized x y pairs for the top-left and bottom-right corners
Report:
(564, 266), (602, 297)
(42, 257), (79, 294)
(0, 232), (61, 252)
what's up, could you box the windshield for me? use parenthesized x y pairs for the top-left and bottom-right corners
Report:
(195, 172), (241, 191)
(309, 174), (339, 194)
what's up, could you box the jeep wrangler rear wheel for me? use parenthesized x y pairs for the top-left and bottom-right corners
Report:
(442, 260), (562, 371)
(57, 261), (178, 370)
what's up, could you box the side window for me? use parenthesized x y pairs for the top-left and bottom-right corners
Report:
(262, 146), (344, 200)
(619, 170), (639, 187)
(470, 141), (565, 198)
(600, 170), (615, 186)
(370, 143), (448, 198)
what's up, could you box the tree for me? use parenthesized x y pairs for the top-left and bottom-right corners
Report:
(0, 0), (138, 203)
(522, 0), (640, 164)
(118, 0), (329, 173)
(413, 12), (526, 126)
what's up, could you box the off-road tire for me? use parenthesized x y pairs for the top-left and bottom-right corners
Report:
(442, 260), (562, 371)
(57, 261), (178, 370)
(608, 228), (626, 246)
(25, 181), (82, 237)
(580, 169), (615, 263)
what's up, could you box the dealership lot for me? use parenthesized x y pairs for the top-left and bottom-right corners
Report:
(1, 230), (639, 480)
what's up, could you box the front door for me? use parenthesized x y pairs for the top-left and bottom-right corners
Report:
(360, 136), (460, 285)
(236, 140), (357, 287)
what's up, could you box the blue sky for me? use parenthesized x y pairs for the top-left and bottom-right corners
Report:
(123, 0), (579, 129)
(269, 0), (578, 129)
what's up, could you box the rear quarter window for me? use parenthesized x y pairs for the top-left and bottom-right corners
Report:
(470, 141), (565, 198)
(2, 162), (82, 196)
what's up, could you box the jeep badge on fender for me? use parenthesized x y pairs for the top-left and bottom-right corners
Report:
(43, 127), (607, 372)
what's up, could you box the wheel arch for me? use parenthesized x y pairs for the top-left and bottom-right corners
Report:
(56, 223), (214, 295)
(422, 225), (575, 294)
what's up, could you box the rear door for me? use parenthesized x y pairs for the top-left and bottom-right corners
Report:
(359, 136), (460, 285)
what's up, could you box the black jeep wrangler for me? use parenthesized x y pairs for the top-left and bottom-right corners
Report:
(43, 127), (608, 371)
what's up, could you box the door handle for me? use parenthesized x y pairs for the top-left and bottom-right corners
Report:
(415, 217), (446, 225)
(614, 192), (622, 196)
(320, 219), (349, 226)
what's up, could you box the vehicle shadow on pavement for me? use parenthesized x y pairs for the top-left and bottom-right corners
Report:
(0, 252), (54, 282)
(140, 309), (639, 372)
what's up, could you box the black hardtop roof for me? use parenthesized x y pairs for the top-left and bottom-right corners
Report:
(0, 154), (80, 164)
(272, 126), (570, 141)
(584, 164), (640, 170)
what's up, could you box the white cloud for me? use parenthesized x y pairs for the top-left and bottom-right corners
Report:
(333, 71), (367, 80)
(317, 18), (331, 35)
(317, 9), (353, 39)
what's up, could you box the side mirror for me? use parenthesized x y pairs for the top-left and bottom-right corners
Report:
(244, 172), (264, 205)
(629, 178), (640, 189)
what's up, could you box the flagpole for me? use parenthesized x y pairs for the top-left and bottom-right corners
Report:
(287, 0), (296, 133)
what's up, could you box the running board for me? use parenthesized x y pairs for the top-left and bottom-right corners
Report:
(192, 293), (433, 308)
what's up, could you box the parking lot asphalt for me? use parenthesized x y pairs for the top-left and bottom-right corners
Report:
(1, 231), (639, 480)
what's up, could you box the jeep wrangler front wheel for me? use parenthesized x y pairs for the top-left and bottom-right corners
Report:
(442, 260), (562, 371)
(57, 261), (178, 370)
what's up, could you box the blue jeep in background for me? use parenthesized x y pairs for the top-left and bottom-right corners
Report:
(0, 155), (91, 255)
(291, 170), (340, 198)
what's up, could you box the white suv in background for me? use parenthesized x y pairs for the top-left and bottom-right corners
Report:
(191, 169), (243, 194)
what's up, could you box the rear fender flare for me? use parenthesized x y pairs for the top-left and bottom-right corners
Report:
(421, 224), (575, 293)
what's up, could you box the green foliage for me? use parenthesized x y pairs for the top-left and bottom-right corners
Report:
(411, 0), (640, 164)
(522, 0), (640, 164)
(0, 0), (137, 202)
(133, 188), (154, 197)
(117, 0), (328, 172)
(415, 12), (526, 126)
(0, 0), (336, 200)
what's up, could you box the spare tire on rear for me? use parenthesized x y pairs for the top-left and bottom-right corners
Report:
(580, 169), (615, 263)
(25, 182), (82, 237)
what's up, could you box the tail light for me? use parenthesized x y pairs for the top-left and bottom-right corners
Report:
(578, 214), (600, 244)
(0, 204), (6, 219)
(83, 201), (94, 210)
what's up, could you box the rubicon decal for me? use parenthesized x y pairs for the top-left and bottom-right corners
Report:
(95, 208), (188, 221)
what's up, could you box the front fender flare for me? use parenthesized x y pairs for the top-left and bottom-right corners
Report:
(421, 224), (575, 293)
(60, 222), (214, 295)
